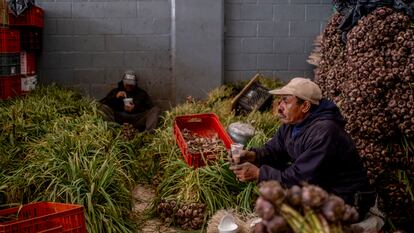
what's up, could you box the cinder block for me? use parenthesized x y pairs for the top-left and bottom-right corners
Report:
(124, 52), (170, 69)
(72, 36), (105, 51)
(241, 71), (264, 81)
(225, 4), (241, 20)
(92, 53), (124, 68)
(44, 19), (57, 35)
(225, 54), (257, 71)
(89, 84), (112, 100)
(226, 0), (256, 3)
(306, 5), (333, 21)
(43, 36), (73, 52)
(224, 71), (241, 83)
(40, 53), (61, 69)
(242, 38), (273, 53)
(72, 2), (105, 18)
(138, 0), (170, 19)
(240, 4), (273, 20)
(60, 53), (92, 68)
(89, 19), (122, 35)
(104, 2), (137, 18)
(304, 38), (317, 54)
(274, 38), (305, 54)
(258, 0), (289, 3)
(274, 4), (305, 21)
(72, 84), (90, 97)
(56, 19), (89, 35)
(290, 21), (321, 37)
(304, 70), (315, 79)
(137, 36), (170, 51)
(73, 69), (106, 84)
(225, 38), (242, 54)
(289, 54), (313, 70)
(37, 2), (72, 18)
(41, 69), (74, 86)
(258, 22), (289, 37)
(291, 0), (320, 3)
(122, 18), (155, 35)
(105, 36), (138, 51)
(153, 18), (170, 34)
(226, 21), (257, 37)
(257, 54), (288, 70)
(273, 70), (305, 82)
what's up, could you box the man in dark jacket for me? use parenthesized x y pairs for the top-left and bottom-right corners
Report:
(230, 77), (376, 218)
(99, 70), (160, 132)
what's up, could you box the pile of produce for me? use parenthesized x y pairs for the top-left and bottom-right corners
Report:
(314, 6), (414, 227)
(122, 123), (137, 141)
(157, 199), (206, 230)
(182, 129), (227, 156)
(254, 181), (360, 233)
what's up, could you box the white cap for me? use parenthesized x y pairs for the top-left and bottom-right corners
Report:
(269, 77), (322, 105)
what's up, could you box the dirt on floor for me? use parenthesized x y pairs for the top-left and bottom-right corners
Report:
(132, 184), (183, 233)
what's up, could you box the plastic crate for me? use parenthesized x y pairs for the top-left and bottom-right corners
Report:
(8, 5), (44, 28)
(0, 29), (20, 53)
(0, 53), (20, 76)
(0, 202), (87, 233)
(0, 75), (21, 99)
(231, 73), (272, 113)
(20, 52), (36, 75)
(19, 28), (42, 52)
(173, 113), (233, 168)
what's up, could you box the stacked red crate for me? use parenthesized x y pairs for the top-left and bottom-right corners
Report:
(7, 5), (43, 97)
(0, 28), (21, 99)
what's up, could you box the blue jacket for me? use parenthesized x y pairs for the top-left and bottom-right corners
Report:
(253, 99), (374, 205)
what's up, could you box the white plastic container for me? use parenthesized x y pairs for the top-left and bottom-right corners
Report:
(218, 214), (238, 233)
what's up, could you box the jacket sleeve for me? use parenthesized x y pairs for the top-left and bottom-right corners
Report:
(252, 126), (290, 167)
(132, 89), (154, 113)
(259, 123), (337, 186)
(100, 88), (124, 112)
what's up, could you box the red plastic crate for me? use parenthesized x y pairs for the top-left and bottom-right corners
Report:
(173, 113), (233, 168)
(8, 6), (44, 28)
(20, 52), (36, 75)
(0, 202), (87, 233)
(0, 29), (20, 53)
(0, 75), (21, 99)
(19, 28), (42, 52)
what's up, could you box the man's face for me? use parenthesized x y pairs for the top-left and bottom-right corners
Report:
(276, 95), (309, 125)
(123, 83), (135, 92)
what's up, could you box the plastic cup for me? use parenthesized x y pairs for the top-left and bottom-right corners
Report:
(231, 143), (244, 164)
(123, 98), (133, 106)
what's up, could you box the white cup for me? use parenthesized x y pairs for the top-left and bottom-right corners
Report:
(123, 98), (133, 106)
(230, 143), (244, 164)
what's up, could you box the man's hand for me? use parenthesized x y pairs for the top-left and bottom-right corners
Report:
(230, 162), (259, 182)
(124, 102), (135, 112)
(116, 91), (127, 98)
(238, 150), (257, 164)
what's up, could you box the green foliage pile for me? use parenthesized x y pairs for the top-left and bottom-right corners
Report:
(0, 85), (143, 233)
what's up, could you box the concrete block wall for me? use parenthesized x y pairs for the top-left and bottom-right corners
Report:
(37, 0), (172, 109)
(224, 0), (333, 84)
(36, 0), (334, 106)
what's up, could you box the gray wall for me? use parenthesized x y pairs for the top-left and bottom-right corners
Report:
(224, 0), (333, 83)
(36, 0), (333, 107)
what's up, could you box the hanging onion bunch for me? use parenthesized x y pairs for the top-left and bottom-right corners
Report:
(314, 6), (414, 226)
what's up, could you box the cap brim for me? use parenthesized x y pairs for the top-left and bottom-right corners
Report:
(123, 80), (136, 85)
(268, 87), (294, 96)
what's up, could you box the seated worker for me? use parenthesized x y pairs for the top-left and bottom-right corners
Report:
(230, 77), (377, 219)
(99, 70), (160, 132)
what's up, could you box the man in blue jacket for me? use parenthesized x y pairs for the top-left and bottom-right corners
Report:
(230, 77), (376, 218)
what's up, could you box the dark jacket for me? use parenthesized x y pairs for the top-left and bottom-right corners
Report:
(252, 99), (374, 206)
(100, 81), (153, 114)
